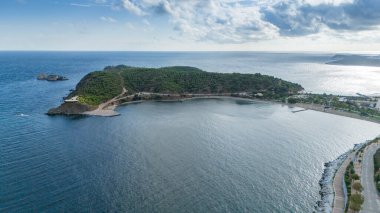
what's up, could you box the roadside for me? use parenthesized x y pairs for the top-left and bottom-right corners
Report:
(360, 140), (380, 213)
(332, 151), (356, 213)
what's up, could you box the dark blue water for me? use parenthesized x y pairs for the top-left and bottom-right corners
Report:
(1, 52), (380, 212)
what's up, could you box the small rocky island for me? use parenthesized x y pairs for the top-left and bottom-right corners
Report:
(47, 65), (303, 116)
(37, 73), (68, 81)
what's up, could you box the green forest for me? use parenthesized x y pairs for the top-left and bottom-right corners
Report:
(71, 65), (303, 105)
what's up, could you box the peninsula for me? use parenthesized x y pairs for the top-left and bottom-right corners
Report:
(47, 65), (303, 116)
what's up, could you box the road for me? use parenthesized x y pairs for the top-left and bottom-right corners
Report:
(361, 143), (380, 213)
(333, 152), (355, 213)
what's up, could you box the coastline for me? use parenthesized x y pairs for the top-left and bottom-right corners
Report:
(313, 149), (351, 212)
(82, 95), (380, 126)
(313, 143), (366, 213)
(293, 103), (380, 125)
(72, 95), (271, 117)
(314, 137), (380, 213)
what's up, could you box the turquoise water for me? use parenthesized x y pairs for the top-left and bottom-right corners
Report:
(1, 52), (380, 212)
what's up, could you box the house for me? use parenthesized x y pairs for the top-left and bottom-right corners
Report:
(376, 99), (380, 111)
(338, 97), (347, 102)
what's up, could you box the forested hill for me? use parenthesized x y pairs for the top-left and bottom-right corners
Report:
(71, 65), (303, 105)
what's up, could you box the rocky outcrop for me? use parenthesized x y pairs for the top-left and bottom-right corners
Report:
(47, 102), (95, 116)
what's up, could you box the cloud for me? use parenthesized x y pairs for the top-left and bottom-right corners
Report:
(262, 0), (380, 36)
(119, 0), (279, 43)
(70, 3), (92, 7)
(70, 1), (112, 8)
(122, 0), (146, 16)
(100, 16), (117, 22)
(116, 0), (380, 43)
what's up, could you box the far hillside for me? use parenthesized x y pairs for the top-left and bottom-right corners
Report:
(326, 54), (380, 67)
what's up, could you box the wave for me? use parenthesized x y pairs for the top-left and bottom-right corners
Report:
(16, 113), (30, 117)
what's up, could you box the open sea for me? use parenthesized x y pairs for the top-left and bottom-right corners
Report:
(1, 51), (380, 212)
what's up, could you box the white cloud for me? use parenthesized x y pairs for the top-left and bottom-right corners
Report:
(70, 3), (91, 7)
(116, 0), (380, 44)
(119, 0), (280, 43)
(142, 19), (150, 26)
(100, 16), (117, 22)
(122, 0), (146, 16)
(302, 0), (354, 6)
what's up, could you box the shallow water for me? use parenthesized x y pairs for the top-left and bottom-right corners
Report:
(1, 52), (380, 212)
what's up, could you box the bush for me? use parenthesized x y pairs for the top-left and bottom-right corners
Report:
(352, 182), (362, 192)
(287, 98), (298, 104)
(349, 193), (364, 212)
(352, 174), (360, 180)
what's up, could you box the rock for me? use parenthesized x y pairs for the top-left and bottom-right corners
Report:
(47, 102), (95, 116)
(37, 73), (46, 80)
(313, 142), (367, 213)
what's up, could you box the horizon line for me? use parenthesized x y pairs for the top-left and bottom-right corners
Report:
(1, 50), (380, 54)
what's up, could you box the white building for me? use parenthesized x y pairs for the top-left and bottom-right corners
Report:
(376, 99), (380, 111)
(338, 97), (347, 102)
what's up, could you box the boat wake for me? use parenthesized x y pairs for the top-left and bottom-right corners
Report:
(17, 113), (30, 117)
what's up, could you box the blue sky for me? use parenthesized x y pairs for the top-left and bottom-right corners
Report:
(1, 0), (380, 51)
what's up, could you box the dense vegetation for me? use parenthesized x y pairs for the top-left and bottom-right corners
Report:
(71, 65), (303, 105)
(344, 161), (364, 212)
(374, 148), (380, 192)
(344, 161), (355, 197)
(72, 71), (123, 105)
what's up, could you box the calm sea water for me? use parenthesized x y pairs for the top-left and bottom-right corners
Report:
(1, 52), (380, 212)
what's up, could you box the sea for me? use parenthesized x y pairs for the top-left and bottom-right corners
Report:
(1, 51), (380, 212)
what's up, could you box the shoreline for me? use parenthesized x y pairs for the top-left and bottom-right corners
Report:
(83, 95), (380, 126)
(313, 149), (352, 212)
(314, 137), (380, 213)
(313, 143), (366, 213)
(81, 95), (271, 117)
(293, 103), (380, 125)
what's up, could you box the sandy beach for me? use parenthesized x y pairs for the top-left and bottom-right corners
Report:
(293, 103), (380, 125)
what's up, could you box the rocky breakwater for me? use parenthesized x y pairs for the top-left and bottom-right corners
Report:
(314, 152), (349, 212)
(314, 143), (364, 213)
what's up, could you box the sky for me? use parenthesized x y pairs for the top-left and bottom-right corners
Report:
(1, 0), (380, 51)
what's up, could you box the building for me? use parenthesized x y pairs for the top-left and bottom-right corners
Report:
(376, 99), (380, 111)
(338, 97), (347, 102)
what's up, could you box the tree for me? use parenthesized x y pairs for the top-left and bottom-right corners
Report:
(349, 193), (364, 212)
(352, 174), (360, 180)
(352, 182), (362, 192)
(349, 201), (361, 212)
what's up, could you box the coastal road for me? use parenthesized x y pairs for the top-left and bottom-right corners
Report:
(333, 152), (356, 213)
(361, 143), (380, 213)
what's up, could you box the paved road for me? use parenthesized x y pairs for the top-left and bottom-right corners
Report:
(333, 152), (355, 213)
(361, 144), (380, 213)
